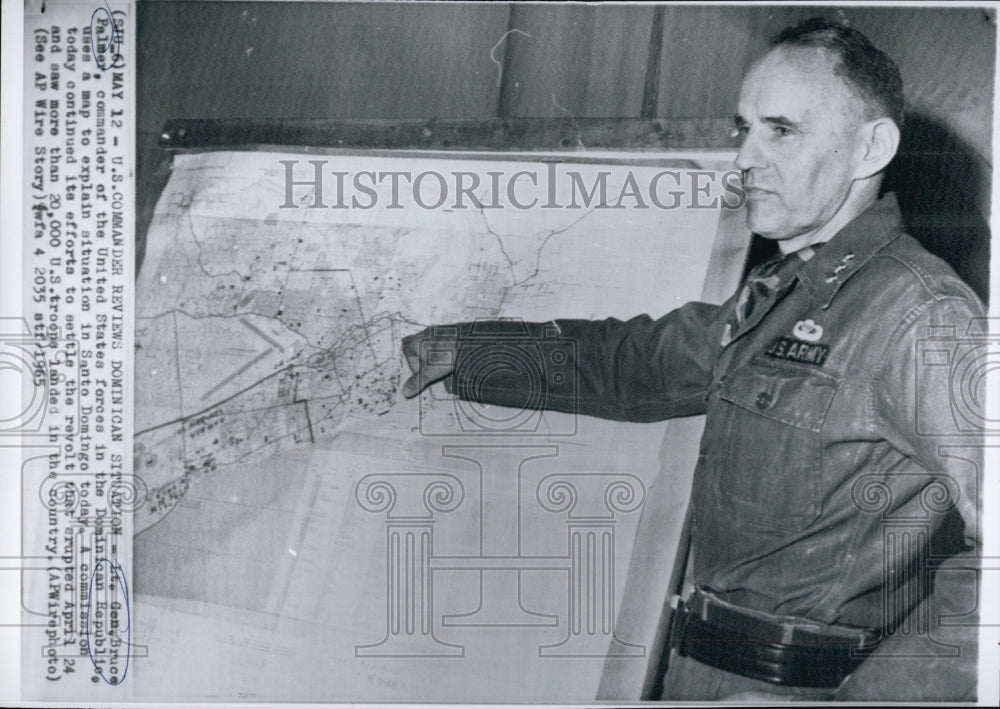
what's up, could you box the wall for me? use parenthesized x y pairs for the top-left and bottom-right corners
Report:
(136, 1), (510, 265)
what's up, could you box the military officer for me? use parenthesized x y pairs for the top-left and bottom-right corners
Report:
(402, 18), (983, 701)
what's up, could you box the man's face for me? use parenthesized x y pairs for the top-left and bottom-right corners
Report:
(735, 47), (866, 241)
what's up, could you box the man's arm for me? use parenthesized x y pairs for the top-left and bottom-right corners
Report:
(836, 294), (984, 701)
(401, 301), (727, 422)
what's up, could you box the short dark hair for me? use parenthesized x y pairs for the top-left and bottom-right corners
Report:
(772, 17), (904, 127)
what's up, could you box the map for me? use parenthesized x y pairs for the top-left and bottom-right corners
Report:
(134, 150), (733, 533)
(132, 149), (745, 701)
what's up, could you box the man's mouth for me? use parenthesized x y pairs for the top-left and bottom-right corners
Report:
(744, 186), (775, 200)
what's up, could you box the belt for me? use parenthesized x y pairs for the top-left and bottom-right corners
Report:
(669, 589), (883, 688)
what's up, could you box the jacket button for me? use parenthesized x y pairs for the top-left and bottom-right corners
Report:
(755, 391), (772, 409)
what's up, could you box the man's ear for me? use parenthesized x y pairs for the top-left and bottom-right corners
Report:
(853, 117), (901, 180)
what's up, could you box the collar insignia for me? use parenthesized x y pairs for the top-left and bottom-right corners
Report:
(824, 253), (856, 284)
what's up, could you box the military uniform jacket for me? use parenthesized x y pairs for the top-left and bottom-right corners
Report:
(448, 195), (985, 698)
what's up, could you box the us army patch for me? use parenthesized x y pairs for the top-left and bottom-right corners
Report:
(764, 336), (830, 366)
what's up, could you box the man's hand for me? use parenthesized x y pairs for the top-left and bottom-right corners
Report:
(400, 327), (458, 398)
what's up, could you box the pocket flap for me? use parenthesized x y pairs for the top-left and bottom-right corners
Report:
(719, 359), (839, 432)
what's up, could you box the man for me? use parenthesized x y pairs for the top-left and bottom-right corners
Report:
(402, 19), (983, 701)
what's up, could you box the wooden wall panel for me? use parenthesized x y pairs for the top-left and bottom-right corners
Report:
(137, 1), (508, 129)
(498, 4), (654, 118)
(654, 5), (817, 118)
(136, 0), (509, 268)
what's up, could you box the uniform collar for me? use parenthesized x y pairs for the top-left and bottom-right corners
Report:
(795, 193), (904, 309)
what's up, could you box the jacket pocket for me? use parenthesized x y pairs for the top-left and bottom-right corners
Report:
(715, 358), (840, 533)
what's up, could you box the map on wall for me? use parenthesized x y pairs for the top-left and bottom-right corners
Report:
(132, 149), (747, 701)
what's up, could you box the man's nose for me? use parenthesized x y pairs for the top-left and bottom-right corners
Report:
(734, 130), (766, 172)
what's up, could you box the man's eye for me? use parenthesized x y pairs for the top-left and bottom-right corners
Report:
(773, 125), (793, 137)
(731, 124), (749, 138)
